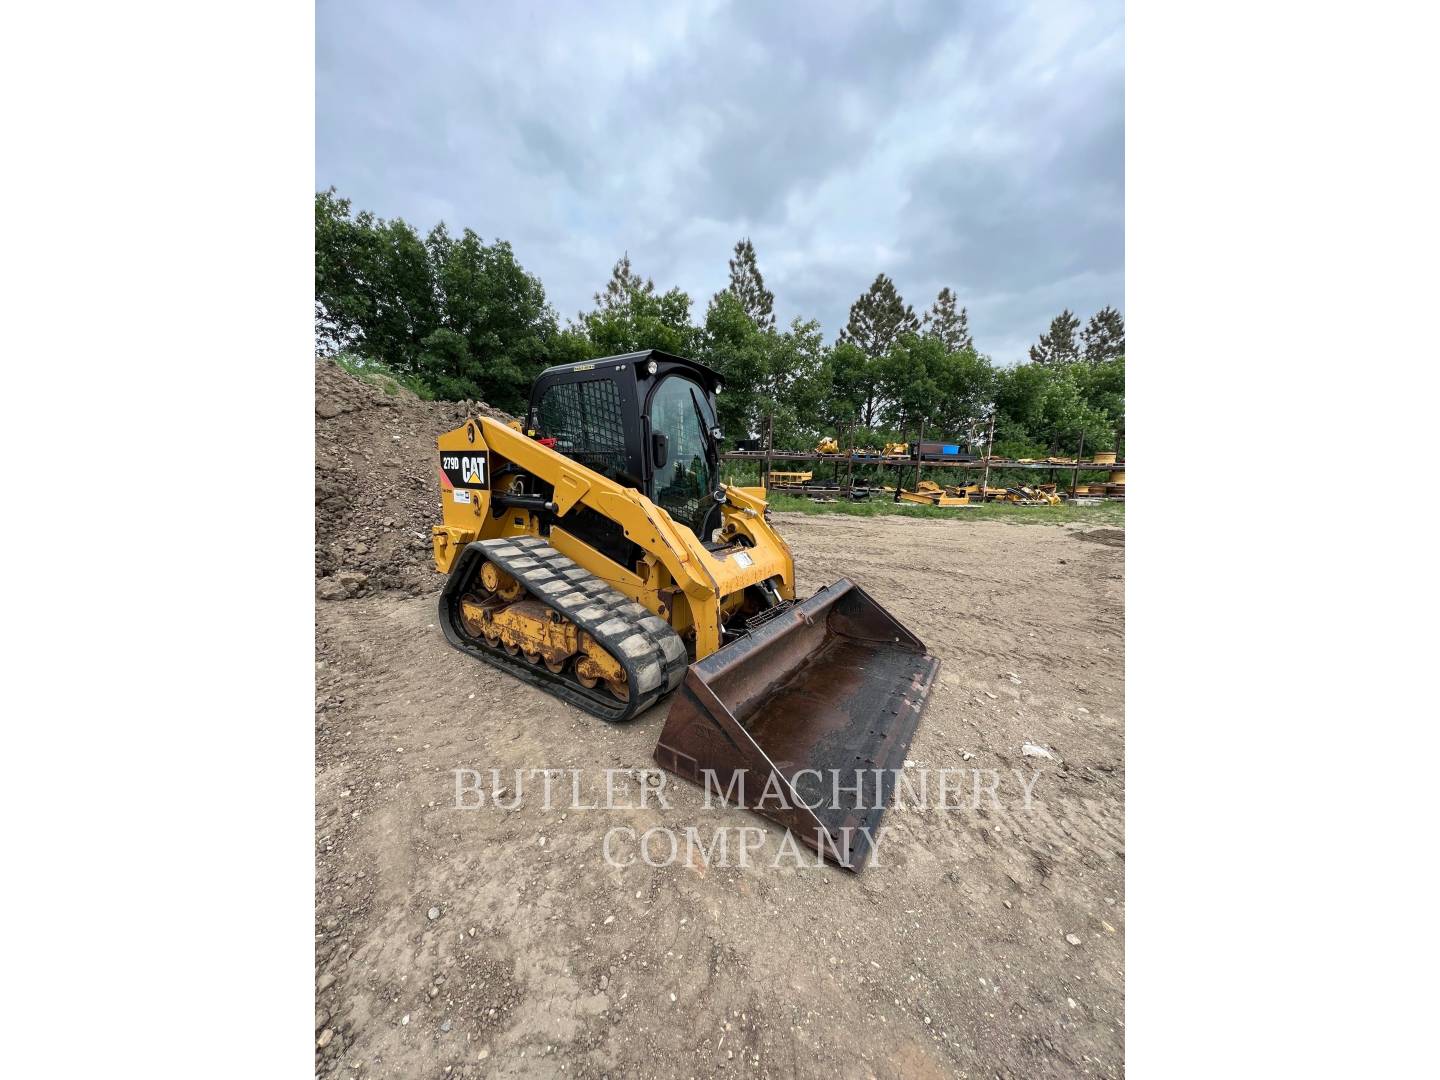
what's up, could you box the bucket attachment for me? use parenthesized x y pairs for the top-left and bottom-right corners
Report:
(654, 579), (940, 872)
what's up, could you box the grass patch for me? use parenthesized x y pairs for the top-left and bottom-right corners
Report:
(766, 492), (1125, 526)
(332, 352), (435, 400)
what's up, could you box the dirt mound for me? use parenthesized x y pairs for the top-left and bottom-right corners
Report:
(314, 359), (515, 598)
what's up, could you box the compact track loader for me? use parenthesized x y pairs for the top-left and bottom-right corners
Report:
(432, 350), (939, 870)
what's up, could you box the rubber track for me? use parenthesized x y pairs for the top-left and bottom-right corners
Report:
(438, 536), (689, 722)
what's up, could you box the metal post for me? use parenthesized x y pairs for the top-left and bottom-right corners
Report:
(1070, 431), (1085, 497)
(893, 427), (904, 503)
(979, 414), (995, 503)
(914, 419), (925, 492)
(844, 424), (854, 500)
(762, 413), (773, 491)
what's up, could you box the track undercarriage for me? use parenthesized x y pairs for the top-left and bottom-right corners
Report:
(438, 536), (688, 723)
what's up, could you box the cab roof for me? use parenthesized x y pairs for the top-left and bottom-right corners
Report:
(535, 349), (722, 386)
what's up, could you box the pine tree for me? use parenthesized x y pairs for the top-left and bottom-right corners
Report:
(580, 254), (698, 358)
(594, 252), (654, 311)
(839, 273), (919, 427)
(1028, 310), (1081, 365)
(1081, 306), (1125, 364)
(921, 287), (973, 352)
(714, 238), (775, 331)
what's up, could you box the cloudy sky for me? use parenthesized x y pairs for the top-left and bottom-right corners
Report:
(317, 0), (1122, 365)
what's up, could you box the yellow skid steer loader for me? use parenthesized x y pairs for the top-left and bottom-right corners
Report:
(431, 351), (939, 870)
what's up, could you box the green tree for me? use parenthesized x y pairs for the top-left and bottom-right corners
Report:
(1028, 309), (1081, 366)
(921, 287), (973, 352)
(315, 189), (369, 356)
(878, 333), (996, 437)
(813, 339), (872, 434)
(314, 189), (557, 411)
(594, 252), (649, 311)
(992, 362), (1051, 455)
(415, 328), (471, 392)
(698, 290), (769, 439)
(929, 346), (996, 436)
(313, 201), (438, 374)
(1081, 306), (1125, 364)
(839, 273), (919, 426)
(763, 317), (828, 447)
(420, 226), (557, 412)
(1077, 354), (1126, 454)
(994, 361), (1113, 454)
(541, 324), (600, 367)
(1039, 367), (1113, 452)
(580, 255), (698, 358)
(714, 238), (775, 331)
(877, 333), (942, 433)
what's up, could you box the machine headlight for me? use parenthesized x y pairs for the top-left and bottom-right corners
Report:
(646, 360), (658, 375)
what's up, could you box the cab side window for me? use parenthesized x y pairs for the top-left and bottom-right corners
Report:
(536, 378), (629, 482)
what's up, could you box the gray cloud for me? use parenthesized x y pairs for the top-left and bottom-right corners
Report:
(317, 0), (1123, 364)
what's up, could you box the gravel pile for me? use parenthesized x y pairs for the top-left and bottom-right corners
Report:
(314, 358), (515, 598)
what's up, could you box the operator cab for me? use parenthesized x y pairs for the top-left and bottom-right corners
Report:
(526, 350), (725, 542)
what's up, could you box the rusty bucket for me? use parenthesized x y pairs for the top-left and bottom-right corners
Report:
(653, 579), (940, 871)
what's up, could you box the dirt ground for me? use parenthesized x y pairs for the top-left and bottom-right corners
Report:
(315, 509), (1125, 1079)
